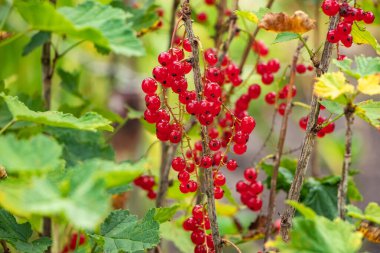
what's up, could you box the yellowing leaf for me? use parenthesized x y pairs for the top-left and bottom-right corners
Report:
(258, 11), (315, 34)
(314, 72), (355, 100)
(357, 74), (380, 95)
(235, 10), (258, 23)
(215, 202), (238, 216)
(351, 24), (380, 55)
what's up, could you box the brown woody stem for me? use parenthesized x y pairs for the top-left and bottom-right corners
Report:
(263, 40), (304, 244)
(337, 104), (354, 219)
(280, 13), (340, 242)
(182, 1), (222, 252)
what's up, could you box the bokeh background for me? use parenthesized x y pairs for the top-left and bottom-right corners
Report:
(1, 0), (379, 252)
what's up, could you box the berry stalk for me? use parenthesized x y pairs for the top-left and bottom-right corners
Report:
(280, 9), (341, 242)
(181, 1), (222, 252)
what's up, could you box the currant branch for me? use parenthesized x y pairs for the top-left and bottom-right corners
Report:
(263, 39), (305, 244)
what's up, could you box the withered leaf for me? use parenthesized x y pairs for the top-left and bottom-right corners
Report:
(259, 11), (316, 34)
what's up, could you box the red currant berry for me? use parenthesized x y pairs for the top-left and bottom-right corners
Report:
(187, 180), (198, 192)
(183, 38), (192, 52)
(267, 59), (280, 73)
(236, 180), (248, 193)
(337, 22), (352, 35)
(233, 144), (247, 155)
(250, 181), (264, 194)
(299, 116), (308, 130)
(278, 102), (287, 116)
(200, 155), (212, 168)
(240, 116), (256, 133)
(197, 12), (208, 23)
(141, 78), (157, 94)
(327, 29), (340, 43)
(191, 230), (206, 245)
(262, 73), (274, 85)
(214, 172), (226, 187)
(144, 109), (158, 123)
(204, 0), (215, 5)
(209, 139), (221, 151)
(172, 157), (186, 171)
(226, 159), (238, 171)
(244, 167), (257, 182)
(265, 92), (276, 105)
(248, 84), (261, 99)
(183, 217), (197, 231)
(178, 170), (190, 182)
(247, 197), (263, 211)
(363, 11), (375, 24)
(214, 186), (224, 199)
(147, 190), (157, 199)
(158, 51), (174, 66)
(194, 245), (207, 253)
(341, 34), (353, 47)
(192, 205), (204, 219)
(296, 64), (307, 74)
(321, 0), (340, 16)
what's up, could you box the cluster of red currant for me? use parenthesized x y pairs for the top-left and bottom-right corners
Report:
(256, 58), (280, 85)
(322, 0), (375, 48)
(183, 205), (215, 253)
(61, 233), (86, 253)
(236, 168), (264, 211)
(296, 63), (314, 74)
(299, 110), (335, 138)
(133, 175), (157, 199)
(172, 156), (199, 194)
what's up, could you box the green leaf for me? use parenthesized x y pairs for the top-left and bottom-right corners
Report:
(154, 204), (180, 223)
(1, 94), (113, 131)
(93, 209), (160, 253)
(22, 31), (51, 56)
(0, 170), (109, 229)
(286, 200), (316, 219)
(0, 208), (51, 253)
(0, 134), (64, 174)
(320, 100), (344, 115)
(347, 178), (363, 201)
(355, 55), (380, 77)
(314, 72), (355, 100)
(126, 105), (144, 120)
(266, 211), (363, 253)
(351, 24), (380, 54)
(160, 222), (193, 253)
(262, 158), (296, 192)
(273, 32), (299, 44)
(333, 58), (360, 79)
(347, 202), (380, 225)
(71, 158), (146, 189)
(122, 1), (160, 32)
(302, 178), (338, 220)
(254, 7), (271, 20)
(57, 68), (81, 97)
(14, 0), (144, 56)
(107, 184), (133, 195)
(46, 127), (114, 167)
(221, 184), (239, 207)
(235, 10), (258, 23)
(355, 100), (380, 129)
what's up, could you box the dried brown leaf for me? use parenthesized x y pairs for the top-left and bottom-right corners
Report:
(259, 11), (315, 34)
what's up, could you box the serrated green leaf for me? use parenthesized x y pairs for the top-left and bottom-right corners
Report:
(46, 127), (114, 167)
(14, 0), (144, 56)
(302, 178), (338, 220)
(57, 68), (81, 97)
(314, 72), (355, 100)
(333, 58), (360, 79)
(1, 94), (113, 131)
(357, 74), (380, 95)
(154, 204), (180, 223)
(347, 202), (380, 225)
(320, 100), (344, 115)
(266, 211), (363, 253)
(72, 158), (146, 189)
(0, 208), (51, 253)
(0, 134), (64, 174)
(124, 2), (159, 32)
(0, 169), (109, 229)
(262, 158), (296, 192)
(355, 55), (380, 77)
(94, 209), (160, 253)
(22, 31), (50, 56)
(355, 100), (380, 129)
(273, 32), (299, 44)
(160, 222), (193, 253)
(351, 24), (380, 54)
(235, 10), (258, 23)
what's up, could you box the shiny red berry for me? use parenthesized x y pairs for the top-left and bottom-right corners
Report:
(321, 0), (340, 16)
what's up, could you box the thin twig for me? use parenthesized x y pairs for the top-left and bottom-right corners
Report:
(223, 239), (242, 253)
(182, 1), (222, 252)
(280, 13), (340, 242)
(338, 103), (355, 219)
(216, 0), (239, 67)
(214, 0), (227, 48)
(263, 39), (304, 244)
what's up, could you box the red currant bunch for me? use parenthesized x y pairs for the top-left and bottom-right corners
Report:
(133, 175), (157, 199)
(252, 40), (269, 57)
(298, 114), (335, 138)
(322, 0), (375, 49)
(183, 205), (215, 253)
(236, 168), (264, 211)
(172, 156), (199, 194)
(256, 58), (281, 85)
